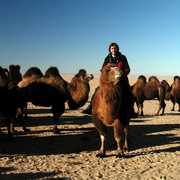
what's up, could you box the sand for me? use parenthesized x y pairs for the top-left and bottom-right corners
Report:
(0, 75), (180, 180)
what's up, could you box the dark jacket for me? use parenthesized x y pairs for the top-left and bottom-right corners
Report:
(102, 52), (130, 83)
(102, 52), (130, 75)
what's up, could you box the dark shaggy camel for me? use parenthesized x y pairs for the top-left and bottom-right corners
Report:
(161, 76), (180, 111)
(18, 67), (44, 118)
(92, 64), (130, 158)
(0, 66), (18, 138)
(132, 75), (166, 116)
(0, 66), (12, 138)
(7, 64), (22, 89)
(37, 67), (94, 109)
(0, 66), (8, 87)
(0, 86), (18, 139)
(2, 82), (66, 138)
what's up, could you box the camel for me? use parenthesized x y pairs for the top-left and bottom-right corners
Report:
(1, 82), (66, 139)
(171, 76), (180, 111)
(15, 67), (93, 134)
(161, 76), (180, 111)
(0, 66), (8, 87)
(37, 67), (94, 109)
(132, 75), (166, 116)
(91, 64), (130, 158)
(0, 66), (17, 139)
(7, 64), (22, 89)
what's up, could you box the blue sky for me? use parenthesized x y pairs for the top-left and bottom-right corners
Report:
(0, 0), (180, 76)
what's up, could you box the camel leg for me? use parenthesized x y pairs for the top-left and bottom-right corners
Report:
(171, 97), (175, 111)
(113, 119), (125, 158)
(136, 104), (140, 115)
(92, 114), (107, 157)
(16, 108), (30, 132)
(52, 104), (65, 134)
(155, 99), (163, 116)
(52, 113), (60, 134)
(171, 102), (175, 111)
(140, 104), (144, 116)
(5, 118), (13, 140)
(178, 104), (180, 111)
(156, 98), (166, 116)
(160, 100), (166, 115)
(123, 123), (130, 151)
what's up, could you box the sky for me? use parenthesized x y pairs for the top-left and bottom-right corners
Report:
(0, 0), (180, 76)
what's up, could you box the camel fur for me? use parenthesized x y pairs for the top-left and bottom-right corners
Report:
(37, 67), (94, 109)
(161, 76), (180, 111)
(132, 75), (166, 116)
(91, 64), (130, 158)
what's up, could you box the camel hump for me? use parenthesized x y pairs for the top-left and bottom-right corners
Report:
(44, 67), (62, 79)
(149, 76), (160, 84)
(23, 67), (43, 78)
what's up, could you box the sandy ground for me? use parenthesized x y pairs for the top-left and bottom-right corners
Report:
(0, 75), (180, 180)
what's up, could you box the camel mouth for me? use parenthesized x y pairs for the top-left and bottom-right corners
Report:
(87, 74), (94, 81)
(114, 70), (123, 79)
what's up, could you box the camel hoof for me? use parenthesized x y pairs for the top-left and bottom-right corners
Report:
(53, 128), (60, 134)
(116, 153), (125, 158)
(123, 146), (129, 152)
(96, 153), (106, 158)
(11, 129), (18, 134)
(23, 128), (30, 132)
(116, 150), (125, 158)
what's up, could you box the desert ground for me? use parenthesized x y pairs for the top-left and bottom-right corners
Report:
(0, 75), (180, 180)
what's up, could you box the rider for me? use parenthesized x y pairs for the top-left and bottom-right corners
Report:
(82, 42), (138, 118)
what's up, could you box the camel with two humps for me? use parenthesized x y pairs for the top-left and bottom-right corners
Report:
(161, 76), (180, 111)
(37, 66), (94, 110)
(16, 67), (93, 134)
(132, 75), (166, 116)
(92, 64), (130, 158)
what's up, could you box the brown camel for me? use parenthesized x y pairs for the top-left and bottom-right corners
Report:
(92, 64), (130, 158)
(37, 67), (94, 109)
(14, 67), (93, 134)
(132, 75), (166, 116)
(161, 76), (180, 111)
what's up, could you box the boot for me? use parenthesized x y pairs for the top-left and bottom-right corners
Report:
(82, 104), (92, 115)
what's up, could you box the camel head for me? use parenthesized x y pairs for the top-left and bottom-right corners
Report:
(173, 76), (180, 81)
(0, 66), (8, 87)
(74, 69), (94, 83)
(67, 69), (94, 110)
(161, 80), (171, 92)
(100, 64), (123, 86)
